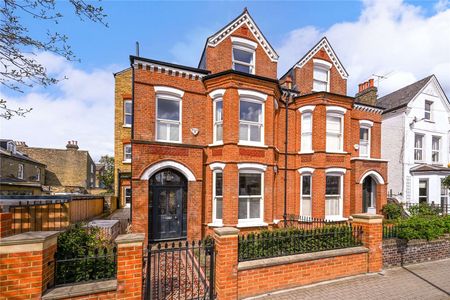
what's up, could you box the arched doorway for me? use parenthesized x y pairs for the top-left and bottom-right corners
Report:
(362, 176), (376, 213)
(149, 168), (187, 241)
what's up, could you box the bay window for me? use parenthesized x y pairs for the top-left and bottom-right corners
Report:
(212, 171), (223, 224)
(214, 99), (223, 143)
(239, 99), (263, 145)
(301, 113), (313, 152)
(326, 110), (344, 152)
(238, 170), (263, 225)
(432, 136), (441, 163)
(325, 168), (345, 220)
(301, 174), (312, 217)
(414, 134), (424, 162)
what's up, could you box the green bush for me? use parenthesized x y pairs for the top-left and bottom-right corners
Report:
(55, 223), (116, 285)
(382, 203), (403, 220)
(408, 203), (441, 217)
(397, 215), (450, 241)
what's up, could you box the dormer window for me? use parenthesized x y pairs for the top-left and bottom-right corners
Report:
(425, 100), (432, 121)
(231, 37), (257, 74)
(313, 59), (332, 92)
(6, 141), (16, 153)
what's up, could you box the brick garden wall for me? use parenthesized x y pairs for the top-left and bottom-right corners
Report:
(238, 248), (368, 299)
(383, 235), (450, 268)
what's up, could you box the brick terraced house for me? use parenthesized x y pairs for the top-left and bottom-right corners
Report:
(115, 9), (388, 242)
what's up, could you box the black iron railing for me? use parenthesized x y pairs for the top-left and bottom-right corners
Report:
(144, 240), (215, 300)
(383, 224), (400, 239)
(54, 246), (117, 286)
(287, 215), (349, 229)
(238, 225), (363, 262)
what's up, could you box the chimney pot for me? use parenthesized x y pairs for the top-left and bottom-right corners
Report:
(369, 79), (374, 87)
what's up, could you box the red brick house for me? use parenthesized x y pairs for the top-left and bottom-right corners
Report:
(123, 9), (387, 242)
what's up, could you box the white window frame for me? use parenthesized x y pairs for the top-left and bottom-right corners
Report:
(36, 168), (41, 182)
(325, 168), (346, 220)
(326, 107), (346, 153)
(301, 112), (313, 153)
(237, 164), (266, 227)
(312, 59), (332, 92)
(424, 100), (433, 121)
(238, 90), (267, 147)
(154, 86), (184, 143)
(414, 133), (424, 162)
(231, 37), (257, 75)
(359, 120), (373, 158)
(418, 179), (428, 203)
(212, 170), (223, 225)
(18, 164), (24, 179)
(123, 144), (131, 163)
(299, 168), (314, 217)
(441, 179), (448, 206)
(124, 186), (131, 205)
(213, 98), (223, 144)
(432, 136), (441, 163)
(123, 100), (132, 127)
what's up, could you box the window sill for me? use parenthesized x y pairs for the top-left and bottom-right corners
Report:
(208, 222), (223, 228)
(208, 142), (223, 147)
(238, 142), (268, 149)
(155, 139), (182, 144)
(122, 124), (132, 128)
(237, 222), (268, 228)
(324, 216), (348, 222)
(298, 150), (314, 154)
(122, 160), (131, 164)
(325, 151), (348, 154)
(424, 120), (435, 123)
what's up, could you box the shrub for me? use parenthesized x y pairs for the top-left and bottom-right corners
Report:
(397, 215), (448, 241)
(55, 223), (116, 285)
(382, 203), (402, 220)
(408, 203), (441, 217)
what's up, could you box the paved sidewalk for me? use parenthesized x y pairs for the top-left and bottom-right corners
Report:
(251, 259), (450, 300)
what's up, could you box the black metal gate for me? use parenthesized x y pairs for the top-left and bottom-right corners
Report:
(144, 240), (215, 300)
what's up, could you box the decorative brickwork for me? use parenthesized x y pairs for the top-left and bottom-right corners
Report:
(383, 235), (450, 268)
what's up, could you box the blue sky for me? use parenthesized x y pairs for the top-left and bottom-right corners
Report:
(2, 0), (450, 160)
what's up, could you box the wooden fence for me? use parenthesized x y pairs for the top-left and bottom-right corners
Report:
(0, 196), (105, 234)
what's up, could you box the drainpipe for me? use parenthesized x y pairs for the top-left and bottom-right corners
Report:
(283, 76), (293, 227)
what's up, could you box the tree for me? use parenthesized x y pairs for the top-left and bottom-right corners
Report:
(443, 175), (450, 189)
(1, 0), (107, 119)
(97, 155), (114, 192)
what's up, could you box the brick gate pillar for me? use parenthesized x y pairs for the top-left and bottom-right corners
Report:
(214, 227), (239, 300)
(0, 212), (13, 238)
(0, 231), (59, 299)
(352, 213), (383, 272)
(115, 233), (145, 300)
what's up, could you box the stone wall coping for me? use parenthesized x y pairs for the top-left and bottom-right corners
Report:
(214, 227), (240, 237)
(0, 231), (59, 246)
(115, 233), (145, 244)
(42, 279), (117, 300)
(383, 235), (450, 246)
(238, 246), (368, 271)
(352, 213), (383, 224)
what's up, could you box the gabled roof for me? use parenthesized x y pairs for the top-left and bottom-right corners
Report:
(281, 37), (349, 80)
(198, 8), (279, 67)
(377, 75), (435, 112)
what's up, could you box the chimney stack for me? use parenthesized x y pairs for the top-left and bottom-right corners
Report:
(356, 78), (377, 106)
(66, 140), (79, 150)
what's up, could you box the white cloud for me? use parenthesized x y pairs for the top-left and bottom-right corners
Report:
(0, 52), (119, 161)
(170, 27), (212, 67)
(276, 0), (450, 97)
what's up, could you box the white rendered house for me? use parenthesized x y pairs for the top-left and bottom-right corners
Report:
(378, 75), (450, 208)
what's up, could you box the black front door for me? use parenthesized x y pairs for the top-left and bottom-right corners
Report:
(362, 176), (373, 213)
(149, 169), (187, 241)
